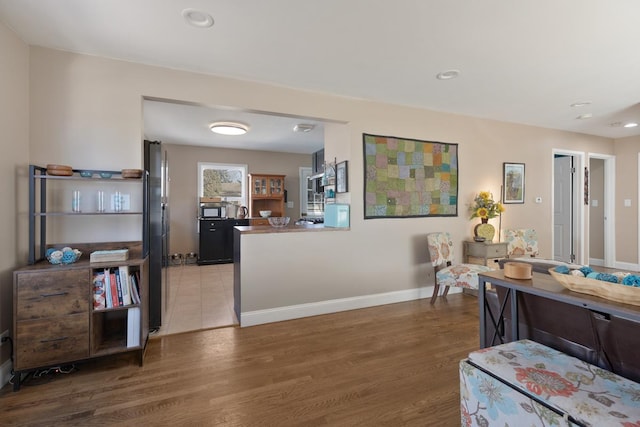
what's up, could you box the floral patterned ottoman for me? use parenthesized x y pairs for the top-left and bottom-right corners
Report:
(460, 339), (640, 426)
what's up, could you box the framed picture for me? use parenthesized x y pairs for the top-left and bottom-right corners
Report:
(503, 162), (525, 204)
(336, 161), (348, 193)
(363, 133), (458, 218)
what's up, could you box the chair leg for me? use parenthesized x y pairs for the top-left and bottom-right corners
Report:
(442, 286), (450, 298)
(430, 283), (440, 304)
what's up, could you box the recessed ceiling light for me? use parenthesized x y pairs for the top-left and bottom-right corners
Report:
(624, 122), (639, 128)
(570, 101), (592, 108)
(436, 69), (460, 80)
(182, 9), (214, 28)
(293, 124), (315, 133)
(576, 113), (593, 120)
(210, 122), (249, 136)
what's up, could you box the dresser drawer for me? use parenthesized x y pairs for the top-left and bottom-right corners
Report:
(485, 244), (507, 258)
(15, 314), (89, 370)
(465, 242), (508, 258)
(16, 269), (89, 320)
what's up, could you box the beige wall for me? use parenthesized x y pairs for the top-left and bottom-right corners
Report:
(0, 24), (29, 368)
(22, 47), (617, 311)
(0, 44), (625, 336)
(589, 158), (605, 260)
(163, 143), (311, 255)
(614, 136), (640, 264)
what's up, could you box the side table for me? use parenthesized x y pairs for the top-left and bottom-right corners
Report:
(463, 240), (508, 267)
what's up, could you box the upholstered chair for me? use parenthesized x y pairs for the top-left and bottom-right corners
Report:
(427, 232), (493, 304)
(503, 228), (539, 258)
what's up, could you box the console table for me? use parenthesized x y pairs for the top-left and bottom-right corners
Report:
(478, 269), (640, 349)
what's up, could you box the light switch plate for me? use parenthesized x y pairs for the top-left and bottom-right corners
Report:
(625, 199), (632, 207)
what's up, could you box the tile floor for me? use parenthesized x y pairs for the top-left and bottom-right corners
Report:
(153, 263), (238, 337)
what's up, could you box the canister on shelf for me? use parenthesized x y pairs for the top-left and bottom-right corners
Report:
(97, 190), (105, 212)
(72, 190), (81, 212)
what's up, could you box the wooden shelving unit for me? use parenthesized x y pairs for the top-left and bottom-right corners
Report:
(11, 164), (149, 391)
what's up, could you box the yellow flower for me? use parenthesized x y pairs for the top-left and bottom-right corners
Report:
(476, 207), (489, 218)
(469, 191), (505, 220)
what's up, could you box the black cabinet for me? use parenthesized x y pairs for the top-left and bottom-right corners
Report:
(198, 219), (249, 265)
(312, 149), (325, 175)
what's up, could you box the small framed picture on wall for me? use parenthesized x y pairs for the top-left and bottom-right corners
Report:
(336, 161), (348, 193)
(503, 162), (525, 204)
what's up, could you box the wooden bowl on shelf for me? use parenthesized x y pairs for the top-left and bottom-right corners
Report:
(46, 164), (73, 176)
(121, 169), (143, 179)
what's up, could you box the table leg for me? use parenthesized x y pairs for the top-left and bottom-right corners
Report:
(479, 277), (486, 348)
(510, 289), (519, 341)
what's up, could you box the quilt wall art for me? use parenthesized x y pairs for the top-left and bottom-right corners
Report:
(363, 133), (458, 219)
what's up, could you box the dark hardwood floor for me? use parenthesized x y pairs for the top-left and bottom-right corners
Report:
(0, 294), (480, 426)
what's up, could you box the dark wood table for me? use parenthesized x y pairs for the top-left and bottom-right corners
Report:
(478, 269), (640, 348)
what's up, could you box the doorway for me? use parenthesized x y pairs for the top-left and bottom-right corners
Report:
(588, 154), (615, 268)
(552, 150), (584, 264)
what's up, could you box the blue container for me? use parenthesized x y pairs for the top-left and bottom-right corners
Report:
(324, 204), (350, 228)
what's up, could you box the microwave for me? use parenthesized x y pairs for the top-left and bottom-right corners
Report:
(200, 205), (226, 218)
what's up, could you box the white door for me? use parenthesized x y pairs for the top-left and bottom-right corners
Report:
(554, 155), (574, 262)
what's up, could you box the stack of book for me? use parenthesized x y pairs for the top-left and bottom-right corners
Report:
(90, 249), (129, 263)
(92, 266), (141, 310)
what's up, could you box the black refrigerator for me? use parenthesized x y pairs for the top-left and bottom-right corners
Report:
(144, 140), (169, 330)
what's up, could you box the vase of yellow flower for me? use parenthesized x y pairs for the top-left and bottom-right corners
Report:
(470, 191), (504, 242)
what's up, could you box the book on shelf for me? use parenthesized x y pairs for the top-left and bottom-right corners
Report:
(109, 270), (120, 307)
(127, 307), (141, 348)
(129, 272), (140, 305)
(119, 265), (132, 306)
(90, 249), (129, 263)
(113, 268), (125, 307)
(92, 271), (106, 310)
(104, 269), (113, 309)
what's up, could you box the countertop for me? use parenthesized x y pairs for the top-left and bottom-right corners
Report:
(234, 224), (348, 234)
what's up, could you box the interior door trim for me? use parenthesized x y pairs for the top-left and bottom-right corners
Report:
(552, 149), (585, 265)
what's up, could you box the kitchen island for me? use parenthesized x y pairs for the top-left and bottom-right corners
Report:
(233, 223), (351, 326)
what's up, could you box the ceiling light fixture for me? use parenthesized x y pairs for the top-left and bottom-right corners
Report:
(293, 124), (315, 133)
(624, 122), (639, 128)
(182, 8), (214, 28)
(209, 122), (249, 136)
(576, 113), (593, 120)
(436, 69), (460, 80)
(570, 101), (592, 108)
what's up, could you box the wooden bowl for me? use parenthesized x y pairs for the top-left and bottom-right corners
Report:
(548, 268), (640, 306)
(121, 169), (143, 179)
(504, 262), (532, 279)
(46, 164), (73, 176)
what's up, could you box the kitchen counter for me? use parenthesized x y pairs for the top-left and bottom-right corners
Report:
(235, 223), (348, 235)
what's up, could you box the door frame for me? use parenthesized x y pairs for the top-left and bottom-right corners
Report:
(299, 167), (312, 218)
(588, 153), (616, 268)
(552, 149), (585, 265)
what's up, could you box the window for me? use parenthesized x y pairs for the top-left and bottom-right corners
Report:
(198, 162), (247, 205)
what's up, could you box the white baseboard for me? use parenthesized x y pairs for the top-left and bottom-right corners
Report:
(616, 261), (640, 272)
(0, 358), (12, 390)
(240, 285), (460, 327)
(589, 258), (604, 267)
(590, 258), (640, 272)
